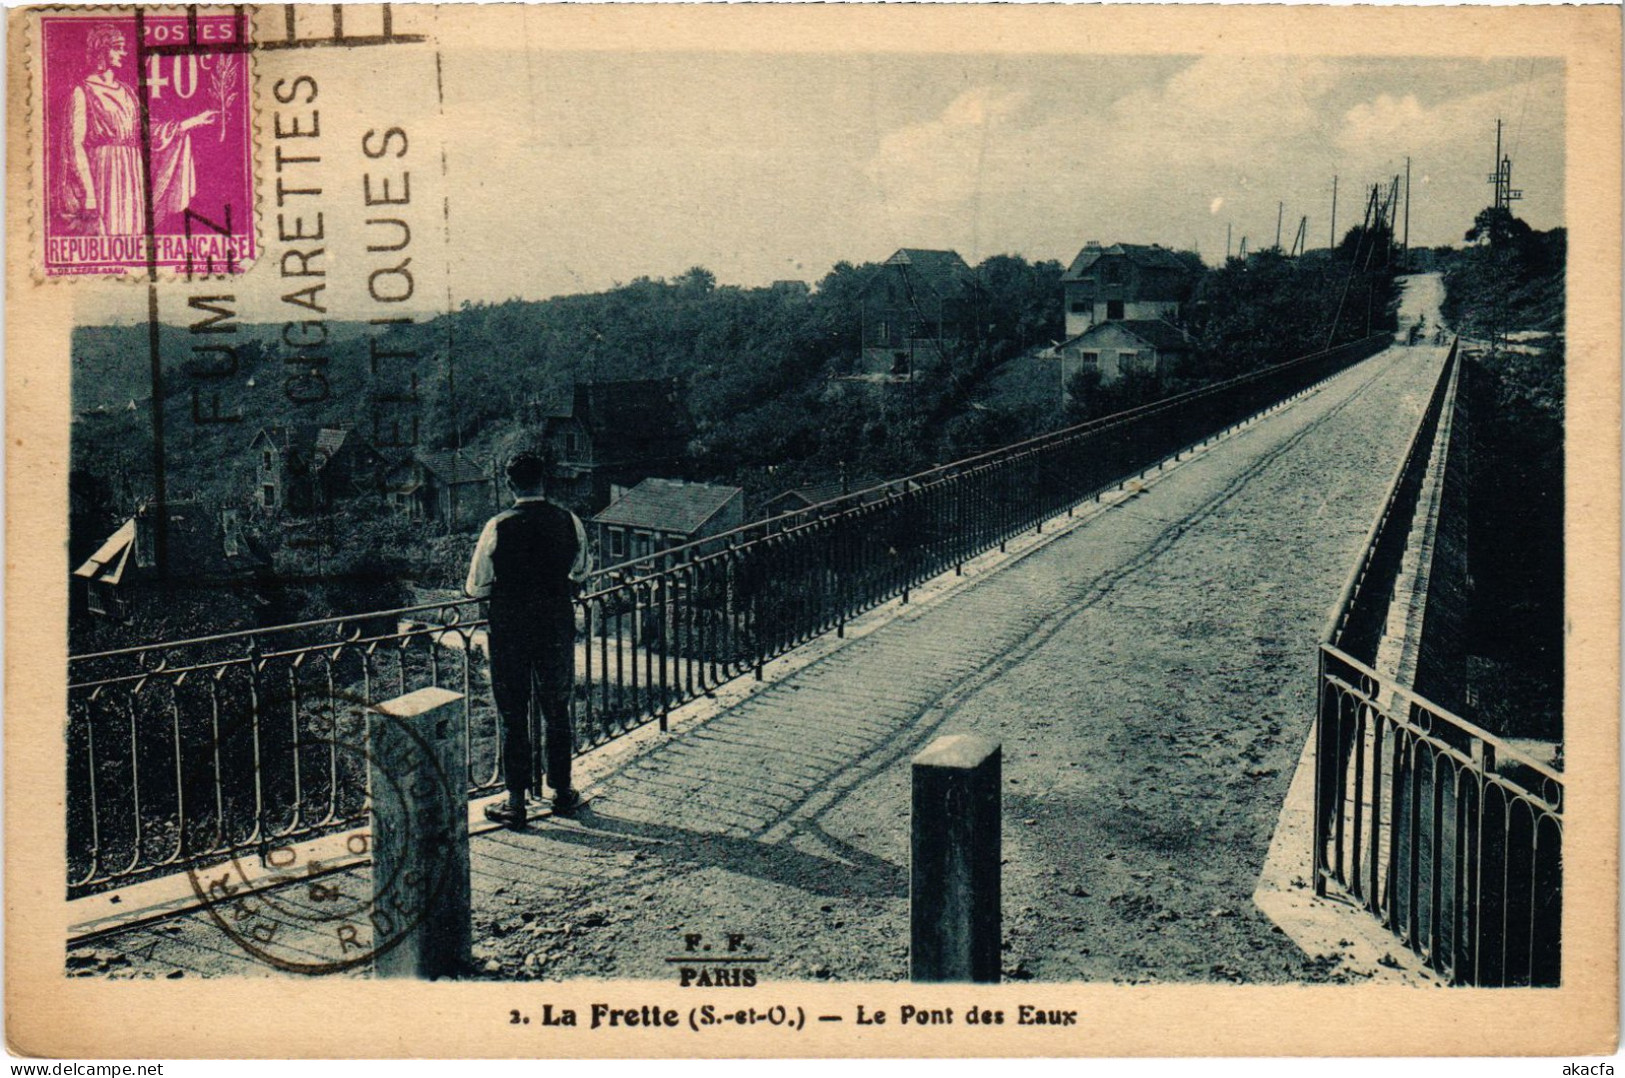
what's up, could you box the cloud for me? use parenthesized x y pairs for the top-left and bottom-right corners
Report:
(863, 86), (1029, 238)
(1339, 93), (1436, 155)
(1106, 58), (1340, 158)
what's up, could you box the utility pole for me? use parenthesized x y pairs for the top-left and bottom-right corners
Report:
(1226, 222), (1232, 260)
(1483, 119), (1526, 357)
(1403, 156), (1412, 271)
(1493, 118), (1503, 209)
(1372, 177), (1400, 268)
(1276, 202), (1284, 251)
(1330, 175), (1338, 250)
(1487, 117), (1523, 214)
(1390, 175), (1401, 263)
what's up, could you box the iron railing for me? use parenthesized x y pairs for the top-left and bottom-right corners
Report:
(1313, 339), (1563, 985)
(68, 332), (1391, 897)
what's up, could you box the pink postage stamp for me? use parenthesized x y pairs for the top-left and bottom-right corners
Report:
(36, 11), (254, 277)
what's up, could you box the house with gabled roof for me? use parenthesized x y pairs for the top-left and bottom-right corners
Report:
(386, 449), (496, 530)
(590, 478), (744, 565)
(537, 378), (692, 515)
(761, 480), (854, 519)
(760, 478), (918, 521)
(1061, 242), (1196, 337)
(860, 248), (983, 378)
(1058, 318), (1196, 388)
(248, 424), (387, 514)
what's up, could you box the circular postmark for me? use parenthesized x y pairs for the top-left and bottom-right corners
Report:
(184, 688), (468, 976)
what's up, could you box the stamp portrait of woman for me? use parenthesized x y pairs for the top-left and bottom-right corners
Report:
(63, 23), (216, 236)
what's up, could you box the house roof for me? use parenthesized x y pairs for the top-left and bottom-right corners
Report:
(73, 517), (137, 583)
(252, 425), (357, 470)
(314, 428), (348, 456)
(1062, 243), (1193, 281)
(416, 450), (490, 486)
(765, 481), (852, 512)
(763, 478), (913, 515)
(1063, 319), (1195, 353)
(592, 478), (742, 536)
(882, 249), (975, 298)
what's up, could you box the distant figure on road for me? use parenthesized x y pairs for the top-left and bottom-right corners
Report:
(466, 451), (593, 827)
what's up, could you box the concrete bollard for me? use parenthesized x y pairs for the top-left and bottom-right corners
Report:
(910, 735), (1001, 983)
(368, 686), (472, 979)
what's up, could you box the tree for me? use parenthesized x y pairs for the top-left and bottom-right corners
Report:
(676, 266), (716, 294)
(1188, 236), (1399, 378)
(974, 254), (1064, 356)
(1464, 206), (1531, 248)
(1443, 209), (1564, 338)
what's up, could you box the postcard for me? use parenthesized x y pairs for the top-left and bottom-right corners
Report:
(5, 3), (1619, 1059)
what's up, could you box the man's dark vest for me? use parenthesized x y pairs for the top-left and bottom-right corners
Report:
(488, 500), (579, 622)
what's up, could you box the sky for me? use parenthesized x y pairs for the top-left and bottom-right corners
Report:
(436, 50), (1563, 299)
(77, 44), (1564, 324)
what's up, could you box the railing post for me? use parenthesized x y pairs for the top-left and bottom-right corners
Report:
(368, 686), (471, 979)
(1312, 651), (1333, 898)
(910, 735), (1001, 983)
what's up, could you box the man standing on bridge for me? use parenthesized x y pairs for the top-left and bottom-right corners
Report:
(466, 450), (593, 827)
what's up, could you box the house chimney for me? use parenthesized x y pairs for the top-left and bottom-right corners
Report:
(1084, 240), (1101, 249)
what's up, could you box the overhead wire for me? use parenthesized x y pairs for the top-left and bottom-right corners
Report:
(1509, 57), (1536, 167)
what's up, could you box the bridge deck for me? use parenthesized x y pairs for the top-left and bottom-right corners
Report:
(72, 341), (1448, 984)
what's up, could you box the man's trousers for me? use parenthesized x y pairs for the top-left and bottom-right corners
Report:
(487, 606), (574, 798)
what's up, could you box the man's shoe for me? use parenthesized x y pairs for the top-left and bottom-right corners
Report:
(484, 799), (528, 829)
(551, 789), (583, 818)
